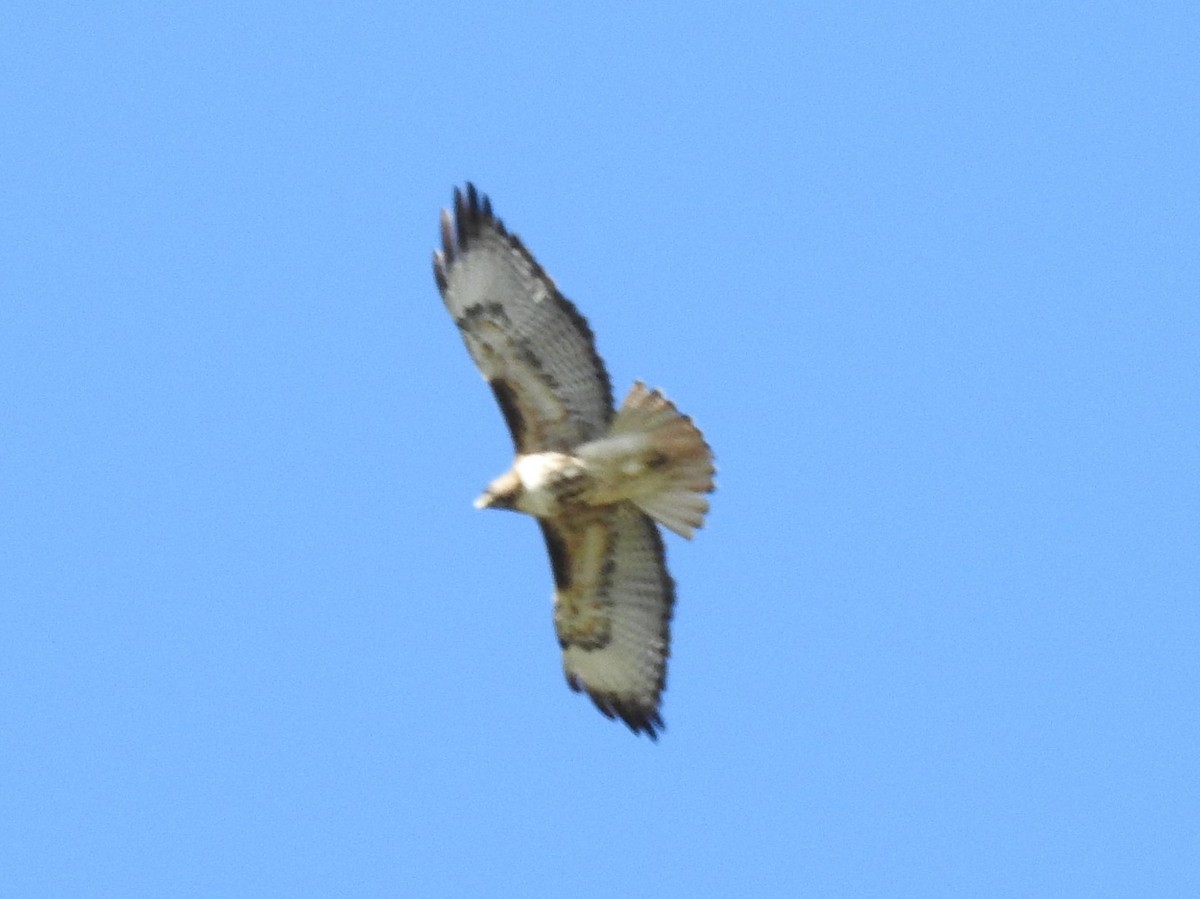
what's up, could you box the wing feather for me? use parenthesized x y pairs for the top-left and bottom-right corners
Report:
(434, 184), (614, 452)
(549, 503), (674, 738)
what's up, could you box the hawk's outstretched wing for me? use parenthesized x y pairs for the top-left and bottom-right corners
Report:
(434, 184), (614, 453)
(433, 185), (688, 739)
(545, 502), (674, 739)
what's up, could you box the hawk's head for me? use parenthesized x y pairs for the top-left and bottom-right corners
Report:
(474, 469), (521, 511)
(474, 453), (582, 518)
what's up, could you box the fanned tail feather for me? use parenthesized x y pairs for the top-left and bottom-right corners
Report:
(580, 382), (715, 539)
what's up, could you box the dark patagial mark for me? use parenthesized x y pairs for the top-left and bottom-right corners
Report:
(538, 520), (572, 592)
(489, 378), (526, 451)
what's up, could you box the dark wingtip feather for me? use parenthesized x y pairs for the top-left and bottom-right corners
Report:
(456, 184), (471, 245)
(433, 251), (447, 292)
(441, 182), (511, 257)
(568, 675), (665, 740)
(431, 181), (616, 422)
(433, 207), (455, 293)
(439, 208), (454, 256)
(436, 184), (498, 295)
(596, 694), (664, 740)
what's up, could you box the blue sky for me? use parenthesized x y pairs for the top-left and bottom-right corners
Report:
(3, 2), (1198, 895)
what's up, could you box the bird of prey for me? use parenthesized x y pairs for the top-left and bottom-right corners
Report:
(433, 184), (715, 738)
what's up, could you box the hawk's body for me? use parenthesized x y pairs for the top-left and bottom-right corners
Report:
(433, 185), (714, 738)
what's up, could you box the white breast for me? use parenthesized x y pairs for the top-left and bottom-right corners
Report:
(514, 452), (583, 517)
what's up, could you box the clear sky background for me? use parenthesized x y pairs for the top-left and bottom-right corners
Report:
(3, 3), (1197, 896)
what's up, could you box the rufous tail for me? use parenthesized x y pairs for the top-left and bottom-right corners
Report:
(594, 381), (715, 539)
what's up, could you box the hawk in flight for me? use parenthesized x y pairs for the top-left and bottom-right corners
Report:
(433, 184), (715, 738)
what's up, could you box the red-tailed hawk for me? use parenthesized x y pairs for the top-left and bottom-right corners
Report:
(433, 184), (715, 738)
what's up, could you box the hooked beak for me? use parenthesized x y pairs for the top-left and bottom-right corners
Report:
(474, 470), (520, 511)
